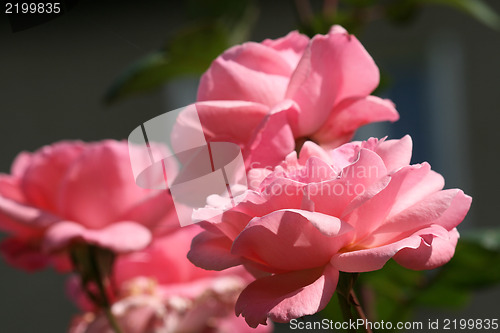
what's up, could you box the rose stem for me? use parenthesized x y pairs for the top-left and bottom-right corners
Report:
(350, 289), (373, 333)
(87, 246), (124, 333)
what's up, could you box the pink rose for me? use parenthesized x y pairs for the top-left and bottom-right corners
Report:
(177, 25), (398, 168)
(69, 226), (271, 333)
(0, 140), (178, 272)
(188, 136), (472, 327)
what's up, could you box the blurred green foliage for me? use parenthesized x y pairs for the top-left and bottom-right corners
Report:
(104, 0), (499, 105)
(104, 23), (230, 104)
(104, 0), (257, 104)
(296, 0), (499, 36)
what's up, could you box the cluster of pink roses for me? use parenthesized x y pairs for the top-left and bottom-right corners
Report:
(0, 26), (471, 332)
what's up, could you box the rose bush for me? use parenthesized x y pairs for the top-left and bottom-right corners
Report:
(0, 140), (178, 272)
(174, 25), (398, 168)
(188, 135), (472, 327)
(68, 226), (271, 333)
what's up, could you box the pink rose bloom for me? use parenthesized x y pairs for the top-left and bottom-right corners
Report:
(188, 136), (472, 327)
(69, 226), (271, 333)
(180, 25), (398, 168)
(0, 140), (178, 272)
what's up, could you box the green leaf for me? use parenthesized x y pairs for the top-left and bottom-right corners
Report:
(422, 0), (500, 30)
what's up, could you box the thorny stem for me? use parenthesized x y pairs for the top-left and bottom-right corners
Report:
(337, 272), (372, 333)
(350, 289), (372, 333)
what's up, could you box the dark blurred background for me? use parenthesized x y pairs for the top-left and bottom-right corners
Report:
(1, 0), (499, 331)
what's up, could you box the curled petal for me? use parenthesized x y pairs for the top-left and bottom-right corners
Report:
(0, 196), (59, 233)
(331, 225), (452, 272)
(313, 96), (399, 147)
(393, 228), (460, 270)
(187, 231), (243, 271)
(235, 264), (338, 327)
(43, 221), (152, 253)
(367, 189), (471, 246)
